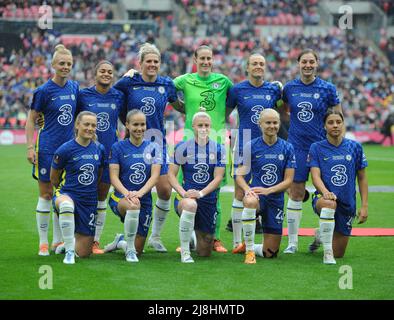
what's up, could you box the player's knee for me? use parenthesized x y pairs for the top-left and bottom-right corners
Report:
(234, 186), (244, 201)
(128, 203), (140, 211)
(78, 251), (91, 258)
(197, 250), (211, 257)
(289, 185), (305, 201)
(40, 192), (53, 201)
(318, 199), (337, 210)
(156, 179), (172, 200)
(263, 248), (279, 258)
(157, 189), (172, 201)
(242, 195), (258, 209)
(121, 198), (140, 211)
(181, 198), (197, 212)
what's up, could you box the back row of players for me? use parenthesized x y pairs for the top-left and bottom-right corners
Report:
(25, 43), (368, 265)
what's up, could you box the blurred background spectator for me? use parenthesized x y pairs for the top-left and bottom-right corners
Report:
(0, 0), (393, 139)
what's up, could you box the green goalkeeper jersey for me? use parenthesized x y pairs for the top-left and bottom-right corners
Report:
(174, 72), (233, 144)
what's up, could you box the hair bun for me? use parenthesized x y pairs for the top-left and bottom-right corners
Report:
(54, 44), (66, 51)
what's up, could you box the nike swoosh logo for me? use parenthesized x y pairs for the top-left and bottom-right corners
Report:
(73, 157), (80, 161)
(123, 154), (131, 158)
(256, 155), (262, 158)
(88, 103), (95, 106)
(324, 157), (330, 161)
(51, 97), (59, 101)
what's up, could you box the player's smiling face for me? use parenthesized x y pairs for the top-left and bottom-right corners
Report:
(299, 52), (318, 79)
(53, 54), (73, 78)
(76, 115), (97, 140)
(140, 53), (160, 78)
(96, 63), (113, 86)
(195, 49), (213, 76)
(247, 55), (265, 79)
(325, 114), (344, 138)
(260, 113), (280, 137)
(127, 113), (146, 140)
(193, 116), (211, 140)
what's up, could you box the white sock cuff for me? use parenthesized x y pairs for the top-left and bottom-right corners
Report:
(97, 200), (107, 210)
(232, 198), (244, 208)
(287, 198), (302, 210)
(37, 197), (51, 212)
(181, 210), (196, 223)
(59, 201), (74, 214)
(126, 209), (140, 219)
(242, 208), (256, 220)
(320, 208), (335, 219)
(156, 197), (171, 211)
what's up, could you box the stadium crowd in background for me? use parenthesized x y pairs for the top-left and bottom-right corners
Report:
(0, 0), (114, 20)
(1, 1), (394, 136)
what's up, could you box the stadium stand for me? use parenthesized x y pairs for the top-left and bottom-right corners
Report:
(0, 0), (114, 20)
(0, 0), (393, 138)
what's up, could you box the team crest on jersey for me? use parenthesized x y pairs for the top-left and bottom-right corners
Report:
(212, 83), (221, 89)
(111, 103), (116, 110)
(94, 154), (99, 161)
(278, 154), (284, 161)
(313, 93), (320, 99)
(71, 94), (76, 101)
(40, 168), (47, 175)
(346, 155), (352, 161)
(266, 95), (271, 101)
(158, 86), (165, 94)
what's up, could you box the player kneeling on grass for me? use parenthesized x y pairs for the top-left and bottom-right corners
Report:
(168, 108), (226, 263)
(233, 109), (296, 264)
(50, 111), (106, 264)
(104, 109), (161, 263)
(307, 109), (368, 265)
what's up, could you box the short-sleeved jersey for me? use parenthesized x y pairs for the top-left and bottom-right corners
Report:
(242, 137), (296, 202)
(31, 79), (79, 154)
(172, 139), (226, 201)
(307, 138), (368, 210)
(109, 140), (162, 205)
(52, 139), (105, 203)
(77, 86), (125, 158)
(114, 74), (177, 144)
(227, 80), (281, 150)
(174, 73), (233, 144)
(283, 77), (340, 151)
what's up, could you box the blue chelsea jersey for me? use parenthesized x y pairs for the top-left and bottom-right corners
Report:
(52, 139), (106, 202)
(172, 139), (226, 201)
(77, 86), (125, 158)
(109, 140), (162, 205)
(227, 80), (281, 150)
(31, 79), (79, 154)
(283, 77), (340, 150)
(114, 74), (177, 142)
(308, 138), (368, 210)
(243, 137), (296, 202)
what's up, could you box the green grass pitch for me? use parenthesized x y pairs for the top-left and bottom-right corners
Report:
(0, 144), (393, 300)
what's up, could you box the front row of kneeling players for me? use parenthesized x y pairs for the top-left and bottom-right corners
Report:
(50, 107), (368, 265)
